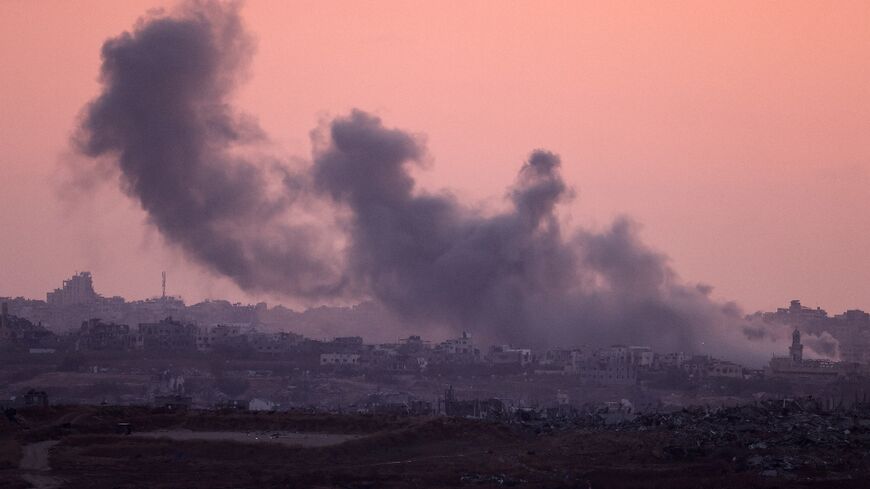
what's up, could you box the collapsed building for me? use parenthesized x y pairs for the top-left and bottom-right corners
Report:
(245, 331), (303, 355)
(0, 302), (55, 349)
(442, 386), (507, 418)
(77, 319), (134, 350)
(138, 318), (199, 351)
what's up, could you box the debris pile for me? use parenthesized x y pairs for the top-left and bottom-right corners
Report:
(476, 397), (870, 479)
(625, 398), (870, 478)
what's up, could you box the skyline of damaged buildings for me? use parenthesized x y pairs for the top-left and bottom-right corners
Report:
(9, 272), (870, 362)
(3, 272), (870, 387)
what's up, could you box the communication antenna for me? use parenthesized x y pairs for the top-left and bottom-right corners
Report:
(162, 271), (166, 299)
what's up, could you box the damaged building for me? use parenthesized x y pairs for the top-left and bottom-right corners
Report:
(0, 302), (55, 349)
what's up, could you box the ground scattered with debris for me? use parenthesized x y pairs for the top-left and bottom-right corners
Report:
(2, 403), (870, 488)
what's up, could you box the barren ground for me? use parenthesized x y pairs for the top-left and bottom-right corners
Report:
(2, 406), (870, 488)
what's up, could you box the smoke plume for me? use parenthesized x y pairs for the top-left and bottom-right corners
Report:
(75, 1), (763, 360)
(310, 110), (750, 354)
(75, 1), (347, 298)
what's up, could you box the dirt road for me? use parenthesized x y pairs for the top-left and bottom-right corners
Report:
(135, 429), (360, 447)
(19, 440), (63, 489)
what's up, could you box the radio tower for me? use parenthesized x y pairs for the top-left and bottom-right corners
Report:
(161, 271), (166, 299)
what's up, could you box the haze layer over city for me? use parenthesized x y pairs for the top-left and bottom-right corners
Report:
(1, 1), (869, 488)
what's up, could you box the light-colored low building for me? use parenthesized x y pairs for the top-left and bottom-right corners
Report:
(431, 331), (481, 364)
(320, 352), (361, 366)
(707, 360), (744, 378)
(488, 345), (533, 366)
(628, 346), (654, 367)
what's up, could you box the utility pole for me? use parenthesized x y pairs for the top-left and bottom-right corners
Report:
(162, 271), (166, 299)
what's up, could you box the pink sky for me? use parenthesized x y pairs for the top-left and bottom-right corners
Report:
(0, 0), (868, 314)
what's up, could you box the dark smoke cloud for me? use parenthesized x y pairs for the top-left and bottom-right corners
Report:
(75, 1), (347, 298)
(312, 111), (746, 355)
(75, 1), (763, 361)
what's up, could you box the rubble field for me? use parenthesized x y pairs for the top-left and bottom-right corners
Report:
(3, 402), (870, 488)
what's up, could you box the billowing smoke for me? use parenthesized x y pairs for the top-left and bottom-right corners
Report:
(310, 110), (745, 353)
(75, 1), (347, 298)
(74, 2), (763, 361)
(804, 332), (840, 359)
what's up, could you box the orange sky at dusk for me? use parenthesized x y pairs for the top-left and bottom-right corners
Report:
(0, 0), (868, 315)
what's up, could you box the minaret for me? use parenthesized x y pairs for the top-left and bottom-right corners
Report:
(789, 328), (803, 363)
